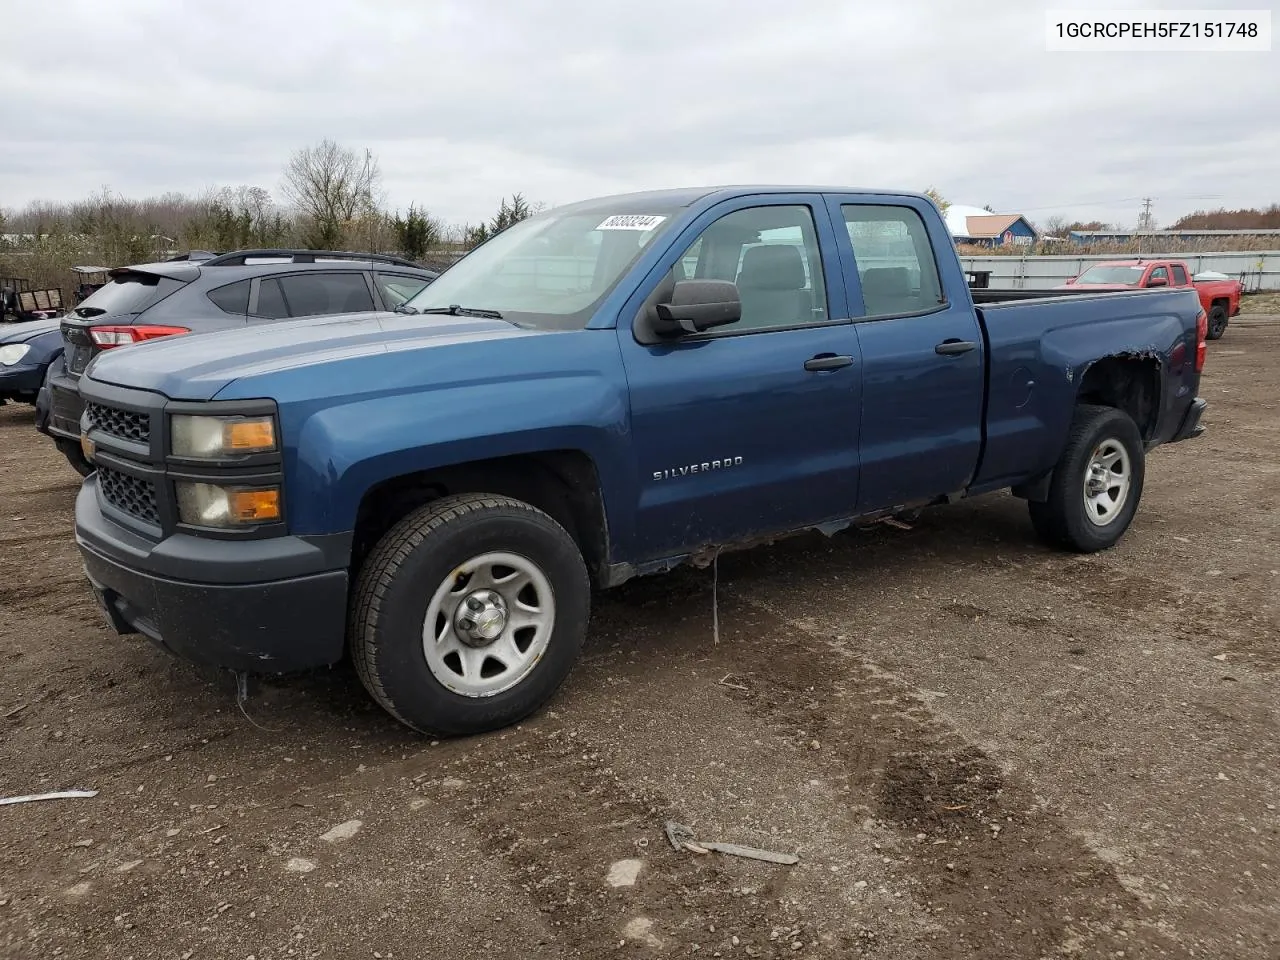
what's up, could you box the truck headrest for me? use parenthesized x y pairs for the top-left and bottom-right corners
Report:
(737, 244), (805, 291)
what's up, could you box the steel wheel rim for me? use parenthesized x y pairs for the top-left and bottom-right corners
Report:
(1082, 438), (1131, 526)
(422, 551), (556, 698)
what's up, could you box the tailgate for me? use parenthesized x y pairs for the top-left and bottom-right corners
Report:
(61, 319), (98, 377)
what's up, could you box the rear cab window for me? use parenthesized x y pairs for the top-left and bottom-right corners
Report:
(840, 204), (945, 317)
(1171, 264), (1189, 285)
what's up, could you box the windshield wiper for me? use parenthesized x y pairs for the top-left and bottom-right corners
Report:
(393, 303), (419, 314)
(419, 304), (505, 320)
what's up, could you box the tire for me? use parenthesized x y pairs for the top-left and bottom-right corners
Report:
(349, 493), (591, 736)
(55, 438), (95, 478)
(1028, 404), (1145, 553)
(1206, 304), (1228, 341)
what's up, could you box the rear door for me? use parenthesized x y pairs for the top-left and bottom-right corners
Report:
(824, 195), (985, 512)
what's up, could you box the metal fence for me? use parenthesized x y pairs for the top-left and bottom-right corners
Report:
(958, 251), (1280, 292)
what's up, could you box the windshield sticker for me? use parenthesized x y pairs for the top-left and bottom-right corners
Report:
(596, 215), (666, 231)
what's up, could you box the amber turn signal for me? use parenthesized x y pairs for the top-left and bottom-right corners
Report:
(229, 488), (281, 523)
(225, 419), (276, 452)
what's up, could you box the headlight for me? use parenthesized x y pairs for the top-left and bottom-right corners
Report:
(0, 344), (31, 366)
(171, 414), (276, 458)
(176, 482), (282, 527)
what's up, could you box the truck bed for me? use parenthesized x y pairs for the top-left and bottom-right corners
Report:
(971, 287), (1126, 303)
(971, 285), (1202, 490)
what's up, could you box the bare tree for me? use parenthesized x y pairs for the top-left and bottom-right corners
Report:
(1040, 215), (1070, 238)
(281, 140), (382, 249)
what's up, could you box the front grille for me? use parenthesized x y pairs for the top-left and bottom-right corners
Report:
(97, 465), (160, 525)
(86, 402), (151, 445)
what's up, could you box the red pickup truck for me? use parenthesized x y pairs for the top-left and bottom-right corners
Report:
(1055, 259), (1242, 339)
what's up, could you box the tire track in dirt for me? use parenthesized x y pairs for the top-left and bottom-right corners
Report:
(701, 584), (1175, 960)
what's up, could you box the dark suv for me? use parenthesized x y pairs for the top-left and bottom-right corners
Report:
(43, 249), (438, 474)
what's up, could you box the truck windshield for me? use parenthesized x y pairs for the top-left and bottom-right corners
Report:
(1075, 265), (1146, 284)
(402, 208), (679, 329)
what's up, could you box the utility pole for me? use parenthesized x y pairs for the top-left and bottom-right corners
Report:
(1137, 197), (1155, 254)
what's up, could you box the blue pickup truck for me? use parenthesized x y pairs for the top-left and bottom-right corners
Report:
(71, 186), (1208, 735)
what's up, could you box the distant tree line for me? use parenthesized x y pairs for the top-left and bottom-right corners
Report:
(0, 140), (540, 286)
(1169, 205), (1280, 230)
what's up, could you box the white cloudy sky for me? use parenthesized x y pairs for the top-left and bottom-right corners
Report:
(3, 0), (1276, 227)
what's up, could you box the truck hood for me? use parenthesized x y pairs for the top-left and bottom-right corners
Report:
(84, 311), (537, 400)
(0, 318), (61, 343)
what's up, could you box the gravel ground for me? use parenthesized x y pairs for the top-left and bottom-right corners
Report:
(1, 320), (1277, 960)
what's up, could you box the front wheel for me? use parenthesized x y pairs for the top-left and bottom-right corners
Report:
(1206, 304), (1228, 341)
(349, 494), (591, 736)
(1028, 404), (1146, 553)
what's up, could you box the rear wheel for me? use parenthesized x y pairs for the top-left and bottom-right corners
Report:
(1206, 304), (1228, 340)
(349, 494), (590, 736)
(1028, 404), (1145, 553)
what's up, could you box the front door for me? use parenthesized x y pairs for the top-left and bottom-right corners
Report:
(616, 196), (863, 560)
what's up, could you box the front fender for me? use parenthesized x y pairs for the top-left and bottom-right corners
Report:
(286, 375), (631, 536)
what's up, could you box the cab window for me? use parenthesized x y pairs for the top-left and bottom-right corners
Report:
(665, 205), (828, 333)
(841, 204), (944, 317)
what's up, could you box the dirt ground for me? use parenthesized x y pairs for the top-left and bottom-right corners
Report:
(1, 319), (1277, 960)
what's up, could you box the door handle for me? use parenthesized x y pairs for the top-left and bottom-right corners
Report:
(935, 339), (977, 356)
(804, 354), (855, 372)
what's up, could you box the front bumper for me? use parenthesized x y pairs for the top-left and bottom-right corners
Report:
(75, 479), (351, 674)
(46, 371), (84, 439)
(1171, 397), (1207, 443)
(0, 361), (45, 399)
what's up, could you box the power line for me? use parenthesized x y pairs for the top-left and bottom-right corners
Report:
(1013, 194), (1223, 214)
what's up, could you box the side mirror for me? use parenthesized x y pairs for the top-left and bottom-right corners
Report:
(652, 280), (741, 336)
(1146, 276), (1168, 287)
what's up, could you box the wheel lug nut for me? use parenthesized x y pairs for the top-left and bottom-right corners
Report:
(466, 597), (484, 612)
(458, 616), (475, 630)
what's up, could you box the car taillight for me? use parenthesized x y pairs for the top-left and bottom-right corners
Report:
(1195, 309), (1207, 372)
(88, 325), (190, 348)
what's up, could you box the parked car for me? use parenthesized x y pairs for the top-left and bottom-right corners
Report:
(43, 249), (438, 475)
(1055, 259), (1242, 339)
(0, 318), (64, 405)
(71, 186), (1207, 737)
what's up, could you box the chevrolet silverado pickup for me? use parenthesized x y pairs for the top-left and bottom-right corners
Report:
(71, 186), (1208, 736)
(1055, 258), (1242, 339)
